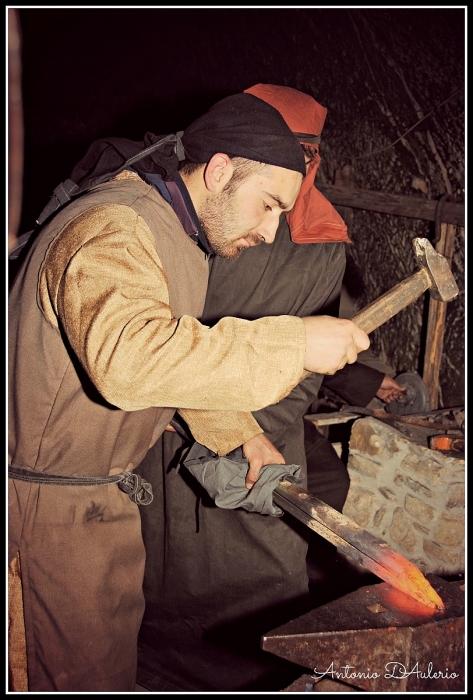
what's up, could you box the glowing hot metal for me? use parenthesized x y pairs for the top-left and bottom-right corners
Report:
(274, 481), (444, 610)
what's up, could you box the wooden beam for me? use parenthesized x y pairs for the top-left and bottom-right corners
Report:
(422, 223), (458, 409)
(316, 185), (464, 227)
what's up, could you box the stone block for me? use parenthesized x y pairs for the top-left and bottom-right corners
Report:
(378, 487), (396, 502)
(386, 438), (400, 453)
(389, 507), (418, 554)
(346, 417), (465, 577)
(394, 472), (433, 498)
(446, 483), (465, 509)
(347, 454), (381, 478)
(349, 422), (385, 456)
(423, 539), (459, 567)
(401, 454), (445, 485)
(372, 505), (387, 528)
(342, 486), (375, 528)
(404, 494), (435, 525)
(432, 513), (465, 547)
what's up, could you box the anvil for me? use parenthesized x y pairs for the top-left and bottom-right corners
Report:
(262, 574), (464, 692)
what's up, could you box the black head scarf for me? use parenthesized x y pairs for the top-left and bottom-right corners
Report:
(181, 93), (306, 175)
(70, 93), (305, 189)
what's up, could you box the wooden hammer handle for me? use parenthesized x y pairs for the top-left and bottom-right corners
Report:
(351, 267), (431, 334)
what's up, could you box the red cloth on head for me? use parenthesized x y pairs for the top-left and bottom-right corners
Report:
(244, 84), (350, 244)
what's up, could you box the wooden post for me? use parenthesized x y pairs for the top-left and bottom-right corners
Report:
(422, 223), (457, 409)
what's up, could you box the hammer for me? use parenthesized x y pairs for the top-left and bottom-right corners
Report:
(350, 237), (459, 334)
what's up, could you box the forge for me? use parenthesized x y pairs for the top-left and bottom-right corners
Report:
(262, 574), (464, 692)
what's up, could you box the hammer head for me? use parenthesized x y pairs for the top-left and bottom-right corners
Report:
(414, 237), (459, 301)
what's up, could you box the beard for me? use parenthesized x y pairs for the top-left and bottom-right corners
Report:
(198, 189), (262, 259)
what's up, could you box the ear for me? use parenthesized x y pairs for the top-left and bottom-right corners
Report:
(203, 153), (234, 193)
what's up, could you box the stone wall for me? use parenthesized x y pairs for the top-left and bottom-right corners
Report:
(342, 417), (464, 575)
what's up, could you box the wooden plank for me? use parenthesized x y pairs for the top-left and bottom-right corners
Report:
(316, 184), (464, 227)
(304, 412), (358, 426)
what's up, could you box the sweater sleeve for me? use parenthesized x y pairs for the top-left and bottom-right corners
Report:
(39, 204), (307, 413)
(178, 408), (263, 456)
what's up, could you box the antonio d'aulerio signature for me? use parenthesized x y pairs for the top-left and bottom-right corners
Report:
(312, 661), (459, 682)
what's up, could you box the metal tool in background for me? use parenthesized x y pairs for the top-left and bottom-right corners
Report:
(308, 406), (465, 430)
(429, 434), (465, 453)
(305, 406), (465, 458)
(273, 481), (444, 610)
(385, 370), (431, 415)
(338, 404), (455, 431)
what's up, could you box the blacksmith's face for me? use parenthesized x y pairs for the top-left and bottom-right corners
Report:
(199, 165), (302, 259)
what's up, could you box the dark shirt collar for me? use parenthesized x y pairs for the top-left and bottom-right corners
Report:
(168, 172), (213, 256)
(132, 168), (213, 256)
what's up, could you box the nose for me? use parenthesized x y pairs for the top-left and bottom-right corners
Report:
(258, 214), (280, 244)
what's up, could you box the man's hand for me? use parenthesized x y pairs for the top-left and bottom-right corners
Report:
(242, 433), (285, 489)
(302, 316), (370, 375)
(376, 376), (407, 403)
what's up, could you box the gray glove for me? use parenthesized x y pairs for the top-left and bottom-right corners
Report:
(183, 442), (303, 517)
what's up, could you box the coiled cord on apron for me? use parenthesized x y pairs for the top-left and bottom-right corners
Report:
(8, 465), (153, 505)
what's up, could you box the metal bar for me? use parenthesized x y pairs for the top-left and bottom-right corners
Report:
(274, 481), (444, 610)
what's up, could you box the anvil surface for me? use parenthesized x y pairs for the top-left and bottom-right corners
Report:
(262, 574), (464, 692)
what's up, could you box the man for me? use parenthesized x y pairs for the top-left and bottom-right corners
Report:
(135, 86), (404, 692)
(8, 92), (370, 692)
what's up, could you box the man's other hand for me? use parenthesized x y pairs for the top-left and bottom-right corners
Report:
(376, 376), (407, 403)
(242, 433), (285, 489)
(302, 316), (370, 375)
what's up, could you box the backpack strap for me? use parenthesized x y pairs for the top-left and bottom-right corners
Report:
(9, 132), (185, 261)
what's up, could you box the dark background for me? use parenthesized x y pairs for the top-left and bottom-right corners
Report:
(12, 7), (465, 406)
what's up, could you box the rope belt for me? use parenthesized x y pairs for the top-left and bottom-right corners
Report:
(8, 465), (153, 506)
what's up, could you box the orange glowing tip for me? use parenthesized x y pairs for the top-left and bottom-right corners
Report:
(360, 545), (445, 610)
